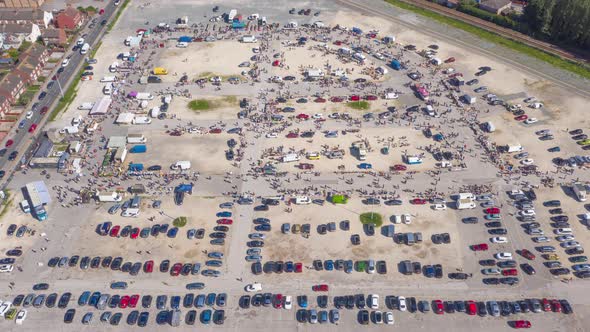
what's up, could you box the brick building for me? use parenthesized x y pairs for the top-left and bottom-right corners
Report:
(0, 0), (45, 8)
(55, 6), (83, 30)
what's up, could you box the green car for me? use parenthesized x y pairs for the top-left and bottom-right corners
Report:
(357, 261), (366, 272)
(5, 308), (17, 320)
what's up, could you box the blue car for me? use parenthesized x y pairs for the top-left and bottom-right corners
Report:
(18, 120), (26, 129)
(324, 260), (334, 271)
(206, 293), (216, 306)
(88, 292), (101, 307)
(156, 310), (169, 325)
(216, 211), (232, 218)
(78, 291), (91, 306)
(358, 163), (372, 169)
(170, 296), (181, 309)
(200, 309), (212, 324)
(548, 146), (560, 152)
(298, 295), (308, 308)
(285, 261), (294, 273)
(167, 227), (178, 238)
(254, 224), (271, 232)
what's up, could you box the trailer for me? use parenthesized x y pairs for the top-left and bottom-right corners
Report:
(281, 153), (300, 163)
(127, 134), (146, 144)
(171, 160), (191, 170)
(77, 102), (95, 110)
(456, 198), (476, 210)
(96, 191), (123, 202)
(129, 145), (147, 153)
(132, 117), (152, 125)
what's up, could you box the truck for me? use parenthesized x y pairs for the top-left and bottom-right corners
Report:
(456, 198), (476, 210)
(227, 9), (237, 22)
(281, 153), (300, 163)
(80, 43), (90, 55)
(135, 92), (154, 100)
(152, 67), (168, 75)
(505, 144), (523, 153)
(96, 191), (123, 202)
(484, 121), (495, 133)
(294, 196), (311, 205)
(132, 117), (152, 125)
(77, 102), (95, 110)
(572, 183), (587, 202)
(171, 161), (191, 170)
(100, 76), (117, 83)
(352, 141), (367, 161)
(127, 134), (146, 144)
(129, 145), (147, 153)
(20, 200), (30, 213)
(404, 156), (423, 165)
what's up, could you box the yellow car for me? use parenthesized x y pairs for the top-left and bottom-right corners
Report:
(544, 253), (560, 261)
(292, 224), (301, 234)
(306, 152), (320, 160)
(5, 308), (17, 320)
(577, 139), (590, 146)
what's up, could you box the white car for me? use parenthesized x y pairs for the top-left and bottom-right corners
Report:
(524, 97), (536, 103)
(312, 113), (323, 119)
(529, 102), (543, 109)
(283, 295), (292, 309)
(524, 118), (538, 124)
(0, 302), (11, 316)
(210, 76), (222, 83)
(328, 113), (339, 119)
(482, 268), (501, 275)
(491, 237), (508, 244)
(265, 132), (278, 138)
(61, 59), (69, 67)
(384, 311), (394, 325)
(25, 111), (33, 119)
(16, 309), (27, 325)
(509, 104), (521, 111)
(554, 228), (573, 235)
(398, 296), (407, 311)
(556, 235), (575, 242)
(520, 159), (535, 165)
(561, 241), (580, 248)
(495, 252), (513, 260)
(369, 294), (379, 309)
(373, 53), (385, 60)
(520, 209), (536, 216)
(245, 282), (262, 292)
(0, 264), (13, 273)
(431, 204), (446, 211)
(532, 236), (550, 243)
(252, 48), (260, 53)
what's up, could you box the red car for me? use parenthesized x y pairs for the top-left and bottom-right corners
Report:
(130, 227), (139, 239)
(209, 128), (222, 134)
(513, 320), (531, 329)
(99, 8), (105, 15)
(129, 295), (139, 308)
(515, 115), (528, 121)
(28, 124), (37, 133)
(551, 299), (561, 312)
(286, 132), (299, 138)
(466, 301), (476, 315)
(448, 73), (463, 78)
(272, 60), (281, 67)
(170, 263), (183, 276)
(314, 98), (326, 103)
(119, 295), (130, 308)
(217, 218), (233, 225)
(144, 260), (154, 273)
(391, 164), (407, 171)
(542, 298), (551, 311)
(520, 249), (536, 260)
(295, 262), (303, 273)
(445, 57), (456, 63)
(410, 198), (427, 205)
(367, 33), (377, 38)
(485, 207), (500, 214)
(273, 294), (283, 309)
(5, 139), (14, 148)
(312, 284), (329, 292)
(433, 300), (444, 314)
(471, 243), (489, 251)
(109, 225), (120, 237)
(296, 114), (309, 120)
(350, 95), (360, 101)
(502, 268), (518, 276)
(364, 95), (378, 101)
(40, 106), (49, 114)
(333, 41), (342, 46)
(299, 163), (314, 170)
(330, 96), (344, 102)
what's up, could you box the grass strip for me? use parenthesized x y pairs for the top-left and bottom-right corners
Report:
(107, 0), (130, 32)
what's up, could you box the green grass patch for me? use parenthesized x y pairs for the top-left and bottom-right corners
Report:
(89, 41), (102, 58)
(37, 76), (46, 83)
(383, 0), (590, 80)
(221, 95), (238, 104)
(107, 0), (130, 32)
(360, 212), (383, 227)
(346, 101), (370, 110)
(0, 191), (13, 220)
(17, 85), (41, 106)
(188, 99), (212, 111)
(173, 216), (188, 228)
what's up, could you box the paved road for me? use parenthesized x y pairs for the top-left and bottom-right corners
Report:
(0, 0), (120, 186)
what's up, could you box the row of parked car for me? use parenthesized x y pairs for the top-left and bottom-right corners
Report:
(63, 308), (225, 326)
(96, 221), (209, 240)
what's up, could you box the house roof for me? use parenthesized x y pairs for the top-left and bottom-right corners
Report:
(60, 7), (81, 19)
(0, 23), (33, 34)
(0, 9), (46, 22)
(41, 28), (62, 38)
(480, 0), (511, 10)
(0, 73), (23, 92)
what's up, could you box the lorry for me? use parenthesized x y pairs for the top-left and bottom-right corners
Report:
(132, 117), (152, 125)
(152, 67), (168, 75)
(129, 145), (147, 153)
(171, 161), (191, 170)
(352, 141), (368, 161)
(281, 153), (300, 163)
(77, 102), (95, 110)
(127, 134), (146, 144)
(80, 43), (90, 55)
(96, 191), (123, 202)
(456, 199), (476, 210)
(135, 93), (154, 100)
(505, 144), (523, 153)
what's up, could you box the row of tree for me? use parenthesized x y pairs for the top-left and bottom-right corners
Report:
(523, 0), (590, 49)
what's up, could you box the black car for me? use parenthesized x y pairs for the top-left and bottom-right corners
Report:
(33, 283), (49, 291)
(8, 151), (18, 160)
(252, 262), (262, 275)
(38, 91), (47, 100)
(423, 265), (435, 277)
(317, 295), (328, 308)
(543, 200), (561, 207)
(185, 310), (197, 325)
(364, 223), (375, 236)
(500, 277), (519, 285)
(142, 295), (153, 308)
(156, 310), (169, 325)
(358, 310), (369, 324)
(485, 221), (502, 228)
(126, 310), (139, 325)
(64, 309), (76, 323)
(239, 295), (251, 309)
(109, 295), (121, 308)
(483, 277), (500, 285)
(566, 247), (584, 255)
(384, 199), (403, 206)
(549, 208), (563, 215)
(254, 204), (269, 211)
(449, 272), (469, 280)
(296, 309), (308, 323)
(463, 217), (478, 224)
(477, 301), (487, 316)
(138, 312), (149, 327)
(488, 228), (508, 235)
(497, 260), (517, 268)
(147, 165), (162, 171)
(521, 263), (536, 275)
(560, 299), (573, 314)
(551, 215), (569, 222)
(377, 260), (387, 274)
(434, 264), (443, 278)
(351, 234), (361, 245)
(213, 310), (225, 325)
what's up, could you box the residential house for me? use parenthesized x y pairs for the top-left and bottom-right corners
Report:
(14, 44), (47, 84)
(0, 8), (53, 28)
(41, 27), (65, 46)
(55, 6), (83, 30)
(445, 0), (459, 8)
(0, 22), (41, 42)
(0, 73), (24, 104)
(0, 31), (23, 49)
(0, 0), (45, 8)
(0, 95), (10, 118)
(479, 0), (512, 15)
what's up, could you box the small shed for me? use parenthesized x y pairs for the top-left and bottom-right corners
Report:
(68, 141), (82, 154)
(107, 136), (127, 149)
(116, 113), (135, 124)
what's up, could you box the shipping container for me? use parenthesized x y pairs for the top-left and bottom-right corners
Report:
(129, 145), (147, 153)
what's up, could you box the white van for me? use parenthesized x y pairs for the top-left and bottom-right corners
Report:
(456, 193), (474, 200)
(176, 42), (188, 48)
(554, 228), (572, 235)
(294, 196), (311, 205)
(20, 200), (30, 213)
(103, 84), (113, 95)
(171, 161), (191, 170)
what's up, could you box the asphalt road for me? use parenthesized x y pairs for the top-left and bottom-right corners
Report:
(0, 0), (119, 186)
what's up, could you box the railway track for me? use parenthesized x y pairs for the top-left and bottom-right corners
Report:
(336, 0), (590, 99)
